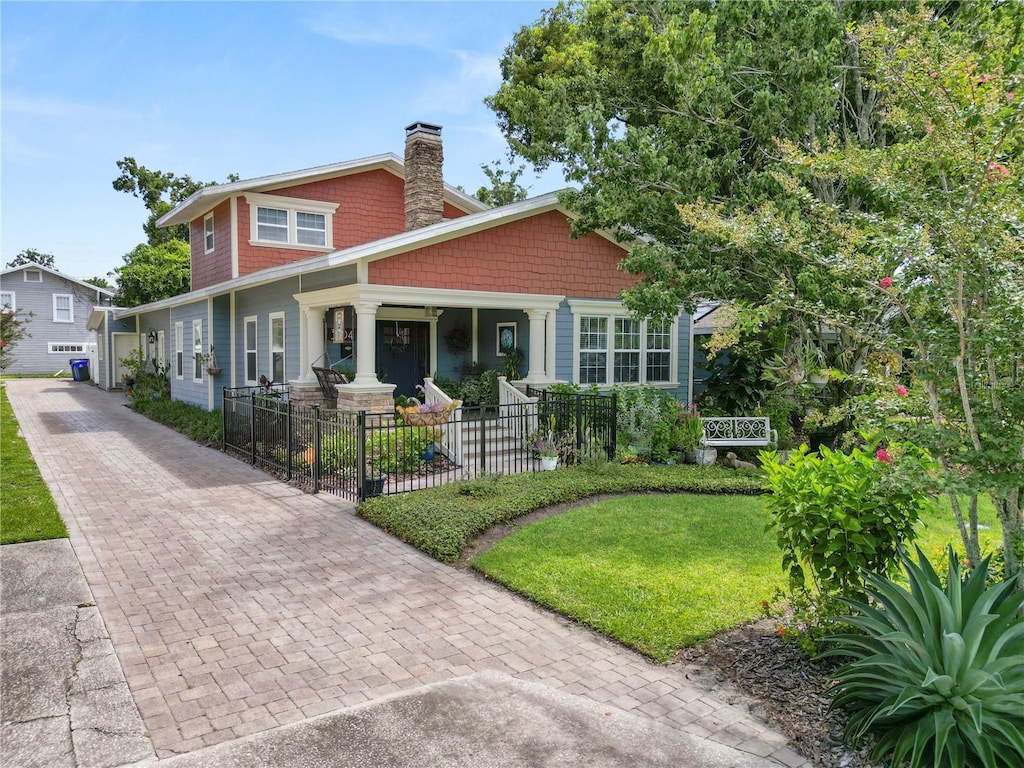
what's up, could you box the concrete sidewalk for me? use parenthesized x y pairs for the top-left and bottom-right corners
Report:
(1, 379), (808, 767)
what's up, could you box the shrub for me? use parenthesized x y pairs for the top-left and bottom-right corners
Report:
(131, 398), (222, 446)
(760, 444), (934, 607)
(825, 547), (1024, 768)
(612, 385), (675, 459)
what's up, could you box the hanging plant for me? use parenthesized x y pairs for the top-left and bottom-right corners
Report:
(444, 323), (472, 355)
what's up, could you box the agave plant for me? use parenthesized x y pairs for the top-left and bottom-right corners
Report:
(825, 547), (1024, 768)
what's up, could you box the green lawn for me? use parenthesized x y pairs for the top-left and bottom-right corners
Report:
(471, 491), (1002, 662)
(0, 385), (67, 544)
(472, 493), (784, 662)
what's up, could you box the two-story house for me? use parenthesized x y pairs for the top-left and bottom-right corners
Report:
(0, 263), (114, 375)
(101, 122), (695, 411)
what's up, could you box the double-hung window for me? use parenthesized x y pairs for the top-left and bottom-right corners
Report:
(204, 214), (215, 253)
(269, 313), (285, 383)
(192, 319), (203, 382)
(175, 322), (184, 379)
(247, 193), (337, 250)
(244, 316), (258, 385)
(53, 294), (73, 323)
(571, 301), (678, 386)
(0, 291), (14, 313)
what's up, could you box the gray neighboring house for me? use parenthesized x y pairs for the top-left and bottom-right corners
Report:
(0, 263), (115, 375)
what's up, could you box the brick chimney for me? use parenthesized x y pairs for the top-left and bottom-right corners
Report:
(404, 122), (444, 230)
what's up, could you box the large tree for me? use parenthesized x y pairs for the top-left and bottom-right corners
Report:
(6, 248), (56, 269)
(113, 240), (190, 308)
(489, 0), (1024, 583)
(112, 157), (233, 245)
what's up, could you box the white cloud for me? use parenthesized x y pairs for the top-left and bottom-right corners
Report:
(413, 49), (501, 116)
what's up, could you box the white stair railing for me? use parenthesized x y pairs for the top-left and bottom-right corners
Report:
(421, 377), (463, 464)
(497, 376), (538, 441)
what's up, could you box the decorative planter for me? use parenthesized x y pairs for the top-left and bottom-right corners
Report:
(539, 455), (559, 471)
(363, 475), (385, 498)
(420, 445), (436, 461)
(403, 411), (450, 427)
(693, 447), (718, 466)
(206, 367), (222, 376)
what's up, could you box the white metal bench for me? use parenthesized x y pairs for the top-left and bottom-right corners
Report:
(701, 417), (776, 448)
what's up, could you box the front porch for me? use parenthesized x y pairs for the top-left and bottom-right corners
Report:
(290, 284), (565, 413)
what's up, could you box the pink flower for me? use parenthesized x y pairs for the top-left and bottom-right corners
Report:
(979, 74), (994, 84)
(880, 276), (894, 289)
(896, 385), (908, 396)
(876, 449), (892, 464)
(930, 71), (938, 79)
(987, 162), (1011, 181)
(925, 125), (934, 135)
(1008, 92), (1016, 102)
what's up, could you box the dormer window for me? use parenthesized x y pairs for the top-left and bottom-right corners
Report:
(247, 193), (337, 250)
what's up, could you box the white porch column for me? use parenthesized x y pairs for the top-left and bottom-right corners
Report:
(524, 309), (548, 384)
(545, 309), (557, 383)
(353, 300), (381, 385)
(297, 306), (324, 383)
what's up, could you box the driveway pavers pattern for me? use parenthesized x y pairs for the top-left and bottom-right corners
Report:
(5, 380), (808, 767)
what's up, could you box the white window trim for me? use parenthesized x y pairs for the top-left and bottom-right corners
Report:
(175, 321), (184, 380)
(567, 299), (679, 388)
(204, 213), (215, 254)
(47, 342), (87, 354)
(0, 291), (14, 313)
(269, 312), (285, 384)
(53, 294), (74, 323)
(24, 269), (42, 282)
(157, 329), (166, 369)
(246, 192), (338, 251)
(192, 319), (203, 383)
(244, 315), (258, 386)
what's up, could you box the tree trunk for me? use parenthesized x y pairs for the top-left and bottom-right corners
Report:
(993, 489), (1023, 592)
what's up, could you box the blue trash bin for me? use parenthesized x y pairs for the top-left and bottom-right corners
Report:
(70, 359), (90, 382)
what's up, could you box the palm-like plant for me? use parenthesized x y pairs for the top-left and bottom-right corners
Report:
(825, 547), (1024, 768)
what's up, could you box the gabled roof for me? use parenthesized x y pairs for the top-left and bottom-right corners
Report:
(1, 262), (115, 298)
(117, 191), (628, 318)
(156, 153), (489, 227)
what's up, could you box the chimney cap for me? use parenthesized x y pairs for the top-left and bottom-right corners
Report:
(405, 121), (443, 137)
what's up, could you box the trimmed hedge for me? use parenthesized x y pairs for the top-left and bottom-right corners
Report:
(131, 398), (223, 447)
(356, 463), (767, 563)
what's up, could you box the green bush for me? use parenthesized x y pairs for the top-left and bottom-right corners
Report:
(357, 464), (767, 563)
(131, 398), (223, 446)
(612, 385), (676, 459)
(760, 444), (933, 608)
(826, 547), (1024, 768)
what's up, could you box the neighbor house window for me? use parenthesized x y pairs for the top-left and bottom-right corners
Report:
(192, 319), (203, 382)
(53, 294), (73, 323)
(244, 316), (258, 384)
(47, 343), (86, 354)
(175, 322), (184, 379)
(204, 213), (215, 253)
(247, 192), (337, 249)
(24, 269), (42, 282)
(571, 301), (678, 386)
(0, 291), (14, 313)
(269, 312), (285, 383)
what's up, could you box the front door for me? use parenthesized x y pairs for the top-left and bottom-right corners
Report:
(376, 321), (429, 398)
(112, 333), (137, 387)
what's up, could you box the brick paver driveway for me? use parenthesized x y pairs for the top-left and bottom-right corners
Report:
(5, 380), (806, 766)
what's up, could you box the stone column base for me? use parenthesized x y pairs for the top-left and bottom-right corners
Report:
(289, 381), (334, 409)
(336, 383), (397, 414)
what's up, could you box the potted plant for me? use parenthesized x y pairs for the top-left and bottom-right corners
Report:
(530, 419), (561, 470)
(396, 399), (460, 426)
(201, 346), (222, 376)
(692, 439), (718, 466)
(676, 403), (705, 463)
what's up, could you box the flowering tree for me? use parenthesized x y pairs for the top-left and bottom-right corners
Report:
(677, 7), (1024, 586)
(0, 308), (33, 371)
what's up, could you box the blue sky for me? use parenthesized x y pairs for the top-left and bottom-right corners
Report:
(1, 0), (559, 282)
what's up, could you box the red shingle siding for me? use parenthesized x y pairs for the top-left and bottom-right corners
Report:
(190, 200), (234, 290)
(368, 211), (634, 297)
(230, 170), (472, 279)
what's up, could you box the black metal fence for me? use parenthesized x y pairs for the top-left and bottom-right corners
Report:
(222, 385), (617, 502)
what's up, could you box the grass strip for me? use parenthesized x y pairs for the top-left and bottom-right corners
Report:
(0, 385), (67, 544)
(356, 462), (766, 563)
